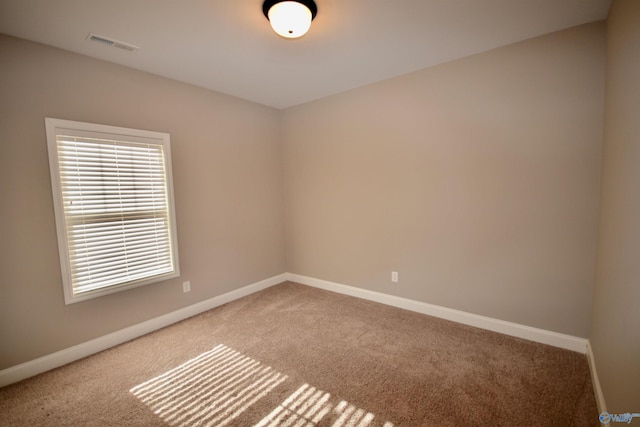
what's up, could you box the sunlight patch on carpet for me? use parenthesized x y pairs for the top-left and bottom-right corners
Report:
(256, 383), (395, 427)
(130, 344), (287, 427)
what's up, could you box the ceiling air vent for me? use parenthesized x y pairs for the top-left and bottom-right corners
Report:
(87, 33), (139, 52)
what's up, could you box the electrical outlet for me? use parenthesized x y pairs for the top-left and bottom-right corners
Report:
(183, 281), (191, 293)
(391, 271), (398, 283)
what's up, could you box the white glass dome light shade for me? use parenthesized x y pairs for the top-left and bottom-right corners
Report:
(268, 1), (313, 39)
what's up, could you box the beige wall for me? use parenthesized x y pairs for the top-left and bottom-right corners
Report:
(591, 0), (640, 411)
(0, 35), (285, 369)
(283, 23), (605, 337)
(0, 20), (614, 374)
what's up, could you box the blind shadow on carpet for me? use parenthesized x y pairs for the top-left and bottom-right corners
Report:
(130, 343), (395, 426)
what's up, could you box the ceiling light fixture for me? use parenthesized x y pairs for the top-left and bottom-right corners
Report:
(262, 0), (318, 39)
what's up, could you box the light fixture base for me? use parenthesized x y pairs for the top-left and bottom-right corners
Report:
(262, 0), (318, 21)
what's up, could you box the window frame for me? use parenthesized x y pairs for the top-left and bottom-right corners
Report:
(45, 118), (180, 304)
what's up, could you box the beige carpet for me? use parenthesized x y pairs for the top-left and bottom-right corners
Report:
(0, 281), (599, 426)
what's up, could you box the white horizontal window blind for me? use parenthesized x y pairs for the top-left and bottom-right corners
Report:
(46, 118), (180, 304)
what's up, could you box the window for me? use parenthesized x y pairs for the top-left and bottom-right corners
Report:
(45, 118), (180, 304)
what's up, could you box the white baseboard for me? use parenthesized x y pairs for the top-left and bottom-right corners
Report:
(0, 273), (286, 388)
(1, 272), (591, 388)
(286, 273), (589, 353)
(586, 341), (609, 426)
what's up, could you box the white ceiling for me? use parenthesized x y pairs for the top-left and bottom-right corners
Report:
(0, 0), (611, 109)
